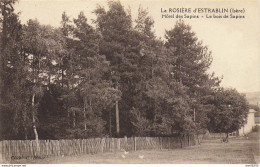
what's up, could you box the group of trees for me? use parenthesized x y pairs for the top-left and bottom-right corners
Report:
(0, 0), (249, 141)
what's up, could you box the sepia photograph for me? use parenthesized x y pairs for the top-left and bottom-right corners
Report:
(0, 0), (259, 165)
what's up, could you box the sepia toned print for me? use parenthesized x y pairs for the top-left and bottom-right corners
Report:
(0, 0), (259, 164)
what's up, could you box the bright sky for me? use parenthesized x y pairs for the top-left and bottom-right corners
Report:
(14, 0), (260, 93)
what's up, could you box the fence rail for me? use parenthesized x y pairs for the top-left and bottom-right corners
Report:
(0, 135), (201, 162)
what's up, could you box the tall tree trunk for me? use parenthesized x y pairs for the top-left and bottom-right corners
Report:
(31, 93), (39, 142)
(61, 68), (64, 87)
(67, 109), (70, 127)
(115, 84), (120, 135)
(67, 80), (70, 127)
(179, 65), (182, 84)
(32, 92), (40, 155)
(83, 102), (86, 130)
(193, 108), (196, 122)
(32, 52), (39, 143)
(24, 126), (28, 140)
(109, 109), (112, 137)
(73, 110), (76, 128)
(151, 56), (154, 77)
(48, 72), (51, 90)
(59, 57), (64, 88)
(0, 2), (7, 108)
(23, 113), (28, 140)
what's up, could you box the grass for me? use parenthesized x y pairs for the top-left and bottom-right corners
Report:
(9, 131), (260, 164)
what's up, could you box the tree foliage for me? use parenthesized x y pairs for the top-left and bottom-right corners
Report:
(208, 88), (249, 134)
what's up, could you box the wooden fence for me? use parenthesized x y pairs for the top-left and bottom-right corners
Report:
(204, 132), (238, 139)
(0, 135), (201, 162)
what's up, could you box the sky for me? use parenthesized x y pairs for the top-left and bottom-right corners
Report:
(14, 0), (260, 93)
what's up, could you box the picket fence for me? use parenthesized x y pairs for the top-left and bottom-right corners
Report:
(0, 135), (201, 161)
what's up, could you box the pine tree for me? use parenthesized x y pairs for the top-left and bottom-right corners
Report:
(94, 1), (140, 136)
(60, 11), (121, 138)
(0, 0), (30, 139)
(22, 19), (67, 140)
(165, 20), (221, 133)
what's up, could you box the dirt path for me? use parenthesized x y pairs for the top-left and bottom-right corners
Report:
(9, 131), (260, 164)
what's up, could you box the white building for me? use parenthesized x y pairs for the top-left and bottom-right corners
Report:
(238, 109), (256, 135)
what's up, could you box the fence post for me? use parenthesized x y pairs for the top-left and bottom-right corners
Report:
(109, 138), (114, 152)
(111, 138), (114, 152)
(167, 137), (169, 149)
(124, 136), (127, 150)
(134, 137), (136, 151)
(0, 141), (3, 163)
(160, 137), (162, 150)
(117, 138), (120, 151)
(180, 136), (183, 148)
(101, 138), (105, 153)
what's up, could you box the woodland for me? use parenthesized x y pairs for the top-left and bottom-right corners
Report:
(0, 1), (249, 141)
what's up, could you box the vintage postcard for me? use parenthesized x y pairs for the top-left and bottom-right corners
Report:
(0, 0), (259, 166)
